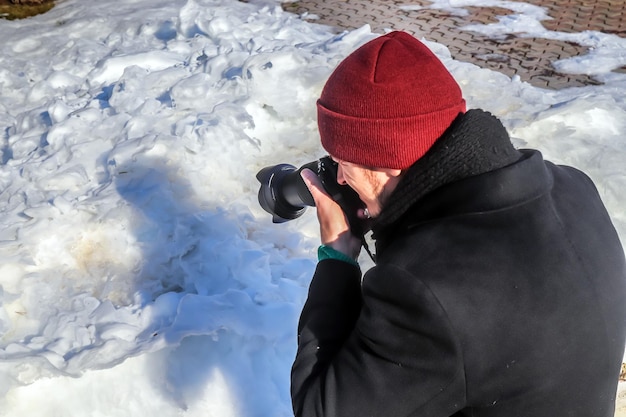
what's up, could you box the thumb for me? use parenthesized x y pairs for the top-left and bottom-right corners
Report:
(300, 168), (333, 205)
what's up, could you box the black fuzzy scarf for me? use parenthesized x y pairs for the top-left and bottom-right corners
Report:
(373, 109), (521, 234)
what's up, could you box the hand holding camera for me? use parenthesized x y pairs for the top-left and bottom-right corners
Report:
(299, 168), (363, 259)
(256, 156), (368, 240)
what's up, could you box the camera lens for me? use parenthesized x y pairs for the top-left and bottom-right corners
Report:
(256, 161), (316, 223)
(256, 157), (366, 237)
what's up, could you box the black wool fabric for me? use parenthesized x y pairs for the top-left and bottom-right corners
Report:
(291, 108), (626, 417)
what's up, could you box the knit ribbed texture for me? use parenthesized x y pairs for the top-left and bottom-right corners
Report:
(318, 31), (466, 169)
(318, 245), (360, 266)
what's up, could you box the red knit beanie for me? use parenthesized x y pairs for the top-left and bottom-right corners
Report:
(317, 31), (466, 169)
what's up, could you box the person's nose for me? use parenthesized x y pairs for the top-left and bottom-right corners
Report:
(336, 164), (347, 185)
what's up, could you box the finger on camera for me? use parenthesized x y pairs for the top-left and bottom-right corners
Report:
(300, 169), (327, 196)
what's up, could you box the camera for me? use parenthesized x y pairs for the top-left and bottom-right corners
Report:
(256, 156), (366, 237)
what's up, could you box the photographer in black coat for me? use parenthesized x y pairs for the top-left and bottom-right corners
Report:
(292, 31), (626, 417)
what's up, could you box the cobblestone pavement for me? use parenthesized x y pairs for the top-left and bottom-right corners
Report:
(283, 0), (626, 89)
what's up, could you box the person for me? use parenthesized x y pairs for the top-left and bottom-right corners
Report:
(291, 31), (626, 417)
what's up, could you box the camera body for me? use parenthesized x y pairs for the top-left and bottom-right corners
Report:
(256, 156), (365, 237)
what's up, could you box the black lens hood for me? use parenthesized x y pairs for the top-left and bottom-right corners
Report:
(256, 164), (307, 223)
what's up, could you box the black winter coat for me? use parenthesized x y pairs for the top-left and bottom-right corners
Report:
(291, 110), (626, 417)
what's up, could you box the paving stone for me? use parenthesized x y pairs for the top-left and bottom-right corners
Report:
(282, 0), (625, 89)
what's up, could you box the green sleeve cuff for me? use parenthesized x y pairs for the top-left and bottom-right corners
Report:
(318, 244), (359, 267)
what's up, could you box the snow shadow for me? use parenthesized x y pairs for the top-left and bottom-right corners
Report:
(114, 156), (197, 296)
(113, 156), (292, 415)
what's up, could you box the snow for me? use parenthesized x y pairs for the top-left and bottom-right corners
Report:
(0, 0), (624, 415)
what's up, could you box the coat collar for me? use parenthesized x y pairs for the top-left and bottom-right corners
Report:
(372, 110), (553, 247)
